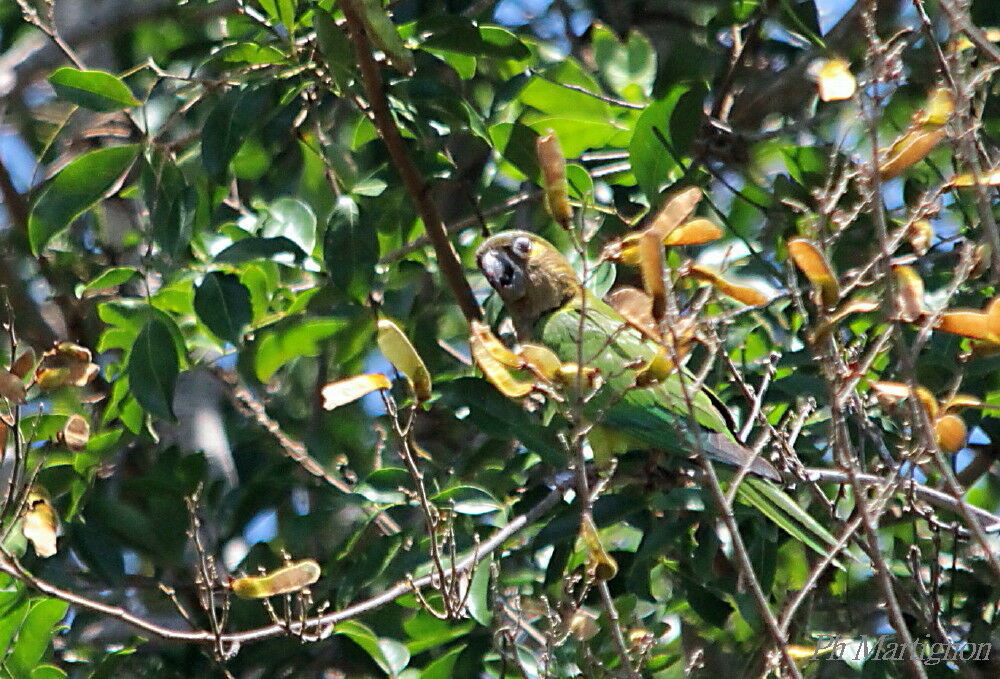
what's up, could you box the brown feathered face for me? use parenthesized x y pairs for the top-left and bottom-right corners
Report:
(476, 231), (580, 339)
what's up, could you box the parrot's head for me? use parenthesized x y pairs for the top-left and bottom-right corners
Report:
(476, 231), (581, 339)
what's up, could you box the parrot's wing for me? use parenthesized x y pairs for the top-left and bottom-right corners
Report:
(539, 295), (850, 564)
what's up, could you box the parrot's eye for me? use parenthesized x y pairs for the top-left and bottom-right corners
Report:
(512, 236), (532, 257)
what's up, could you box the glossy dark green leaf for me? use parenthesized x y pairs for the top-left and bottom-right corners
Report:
(420, 644), (467, 679)
(48, 67), (139, 112)
(324, 196), (376, 302)
(201, 86), (275, 182)
(260, 197), (317, 255)
(218, 42), (287, 65)
(127, 316), (180, 420)
(29, 145), (141, 254)
(194, 272), (252, 344)
(358, 0), (414, 74)
(142, 153), (195, 258)
(489, 122), (540, 182)
(314, 10), (355, 92)
(214, 236), (306, 264)
(437, 378), (565, 466)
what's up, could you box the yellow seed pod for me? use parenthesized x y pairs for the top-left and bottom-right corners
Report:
(934, 414), (967, 453)
(517, 343), (562, 381)
(536, 131), (572, 228)
(879, 125), (947, 180)
(231, 560), (321, 599)
(917, 87), (954, 126)
(687, 265), (770, 306)
(321, 374), (392, 410)
(469, 323), (533, 398)
(377, 319), (432, 402)
(788, 239), (840, 308)
(907, 219), (933, 255)
(892, 265), (925, 323)
(580, 515), (617, 581)
(23, 489), (59, 558)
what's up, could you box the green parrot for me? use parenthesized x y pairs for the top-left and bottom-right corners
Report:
(476, 230), (839, 555)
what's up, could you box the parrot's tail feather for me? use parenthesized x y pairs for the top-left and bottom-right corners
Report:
(703, 432), (781, 481)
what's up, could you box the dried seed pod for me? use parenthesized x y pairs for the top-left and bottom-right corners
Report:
(321, 374), (392, 410)
(377, 319), (432, 402)
(536, 131), (572, 228)
(788, 239), (840, 308)
(934, 414), (967, 453)
(231, 560), (321, 599)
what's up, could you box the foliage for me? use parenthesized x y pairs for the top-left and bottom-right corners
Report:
(0, 0), (998, 677)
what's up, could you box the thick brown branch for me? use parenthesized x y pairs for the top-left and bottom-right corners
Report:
(338, 0), (482, 323)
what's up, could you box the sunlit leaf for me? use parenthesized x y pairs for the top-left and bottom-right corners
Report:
(947, 167), (1000, 188)
(907, 219), (933, 255)
(663, 218), (723, 246)
(871, 381), (938, 418)
(579, 515), (617, 580)
(517, 343), (562, 381)
(917, 87), (954, 126)
(321, 374), (391, 410)
(48, 67), (139, 112)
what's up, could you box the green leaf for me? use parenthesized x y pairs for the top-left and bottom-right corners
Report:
(0, 597), (29, 658)
(194, 272), (252, 344)
(254, 318), (346, 381)
(437, 378), (565, 465)
(127, 316), (180, 420)
(314, 10), (355, 93)
(518, 60), (610, 120)
(466, 561), (492, 626)
(219, 42), (288, 65)
(82, 266), (138, 293)
(7, 599), (69, 676)
(629, 85), (704, 204)
(432, 485), (502, 515)
(31, 666), (67, 679)
(29, 145), (141, 254)
(260, 197), (317, 255)
(591, 25), (656, 99)
(48, 67), (139, 112)
(324, 196), (376, 302)
(488, 122), (540, 182)
(142, 152), (195, 258)
(201, 86), (275, 182)
(358, 0), (414, 74)
(420, 645), (467, 679)
(214, 236), (306, 264)
(335, 620), (410, 676)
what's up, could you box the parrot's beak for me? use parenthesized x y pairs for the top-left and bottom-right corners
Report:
(478, 248), (525, 301)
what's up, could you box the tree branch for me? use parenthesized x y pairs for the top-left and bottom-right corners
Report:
(337, 0), (482, 323)
(0, 480), (567, 645)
